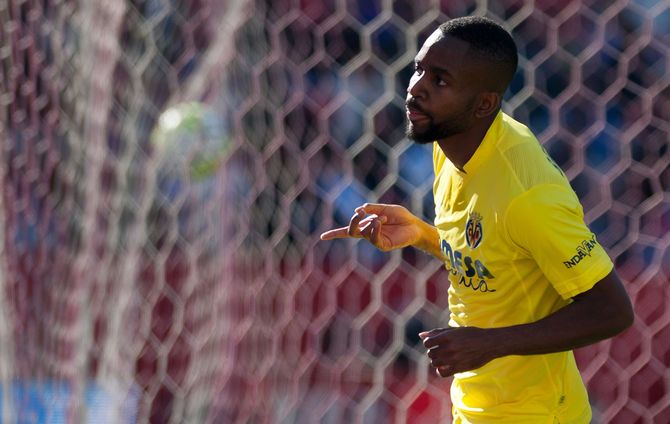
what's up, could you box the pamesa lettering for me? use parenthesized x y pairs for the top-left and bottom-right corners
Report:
(441, 239), (496, 292)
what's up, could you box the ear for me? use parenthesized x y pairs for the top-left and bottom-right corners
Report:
(475, 92), (501, 118)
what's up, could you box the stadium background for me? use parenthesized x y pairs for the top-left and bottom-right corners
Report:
(1, 0), (669, 422)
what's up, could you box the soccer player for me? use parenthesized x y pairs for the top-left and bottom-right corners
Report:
(320, 16), (634, 423)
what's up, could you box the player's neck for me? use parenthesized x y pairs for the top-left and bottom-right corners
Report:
(436, 117), (495, 172)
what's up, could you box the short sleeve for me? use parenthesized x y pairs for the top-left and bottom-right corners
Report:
(505, 184), (613, 299)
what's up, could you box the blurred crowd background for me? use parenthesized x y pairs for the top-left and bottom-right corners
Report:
(1, 0), (669, 423)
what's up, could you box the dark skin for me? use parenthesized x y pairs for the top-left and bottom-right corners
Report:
(405, 31), (501, 169)
(321, 29), (634, 378)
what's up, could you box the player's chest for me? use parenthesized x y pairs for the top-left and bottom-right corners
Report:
(434, 186), (511, 294)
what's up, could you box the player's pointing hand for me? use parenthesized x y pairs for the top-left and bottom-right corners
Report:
(320, 203), (424, 252)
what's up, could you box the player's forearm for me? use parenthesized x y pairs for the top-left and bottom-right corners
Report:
(489, 304), (624, 358)
(488, 272), (633, 358)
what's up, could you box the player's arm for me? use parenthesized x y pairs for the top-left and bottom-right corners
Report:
(421, 270), (633, 377)
(320, 203), (444, 260)
(491, 269), (633, 355)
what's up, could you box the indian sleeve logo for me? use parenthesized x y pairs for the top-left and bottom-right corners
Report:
(465, 211), (483, 249)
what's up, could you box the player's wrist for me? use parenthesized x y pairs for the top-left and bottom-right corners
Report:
(413, 221), (443, 259)
(484, 327), (517, 359)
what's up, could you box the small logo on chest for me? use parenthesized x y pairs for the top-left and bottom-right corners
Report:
(465, 211), (483, 249)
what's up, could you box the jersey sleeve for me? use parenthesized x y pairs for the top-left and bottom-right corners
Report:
(505, 184), (614, 299)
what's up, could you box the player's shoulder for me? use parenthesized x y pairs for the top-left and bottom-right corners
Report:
(496, 113), (568, 191)
(497, 112), (542, 151)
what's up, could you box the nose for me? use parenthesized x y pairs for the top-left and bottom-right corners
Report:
(407, 72), (426, 99)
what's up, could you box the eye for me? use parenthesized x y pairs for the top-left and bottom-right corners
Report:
(436, 77), (447, 87)
(414, 64), (423, 75)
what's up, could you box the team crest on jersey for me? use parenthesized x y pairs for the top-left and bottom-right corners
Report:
(465, 211), (483, 248)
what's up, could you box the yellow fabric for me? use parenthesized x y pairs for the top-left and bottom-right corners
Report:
(432, 111), (612, 422)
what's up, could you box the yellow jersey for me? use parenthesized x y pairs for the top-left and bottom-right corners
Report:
(433, 111), (613, 423)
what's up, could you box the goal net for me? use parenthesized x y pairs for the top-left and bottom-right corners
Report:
(1, 0), (668, 423)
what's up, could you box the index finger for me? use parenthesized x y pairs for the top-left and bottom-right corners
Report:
(421, 328), (451, 349)
(320, 226), (354, 240)
(320, 209), (366, 240)
(419, 327), (448, 340)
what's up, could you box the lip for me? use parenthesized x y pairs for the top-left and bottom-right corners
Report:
(406, 107), (430, 121)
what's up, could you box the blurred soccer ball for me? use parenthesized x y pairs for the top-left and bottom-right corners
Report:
(151, 102), (231, 182)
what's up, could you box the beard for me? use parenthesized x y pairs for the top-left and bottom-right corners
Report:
(405, 99), (477, 144)
(406, 119), (470, 144)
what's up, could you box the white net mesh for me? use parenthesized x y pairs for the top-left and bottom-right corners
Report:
(1, 0), (669, 423)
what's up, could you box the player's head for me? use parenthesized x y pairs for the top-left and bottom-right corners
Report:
(406, 16), (518, 144)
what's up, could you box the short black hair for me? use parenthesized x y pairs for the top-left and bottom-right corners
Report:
(439, 16), (518, 93)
